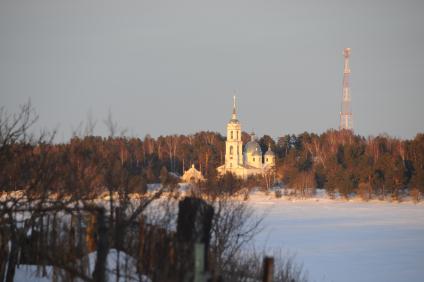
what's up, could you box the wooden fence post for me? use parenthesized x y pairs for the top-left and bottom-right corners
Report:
(262, 256), (274, 282)
(92, 208), (108, 282)
(0, 218), (9, 282)
(176, 197), (214, 282)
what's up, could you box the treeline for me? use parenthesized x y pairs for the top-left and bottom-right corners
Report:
(1, 103), (423, 202)
(2, 130), (423, 201)
(276, 131), (424, 201)
(1, 132), (227, 196)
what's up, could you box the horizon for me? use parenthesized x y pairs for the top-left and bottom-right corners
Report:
(4, 98), (424, 142)
(1, 0), (424, 141)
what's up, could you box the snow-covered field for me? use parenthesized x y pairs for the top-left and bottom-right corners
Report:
(248, 192), (424, 282)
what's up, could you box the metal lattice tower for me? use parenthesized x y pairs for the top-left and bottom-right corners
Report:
(340, 48), (353, 131)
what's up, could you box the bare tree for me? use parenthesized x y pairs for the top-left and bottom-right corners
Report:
(103, 109), (118, 137)
(208, 195), (263, 280)
(84, 110), (97, 137)
(0, 99), (38, 148)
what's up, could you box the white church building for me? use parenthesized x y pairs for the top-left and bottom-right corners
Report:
(217, 97), (275, 179)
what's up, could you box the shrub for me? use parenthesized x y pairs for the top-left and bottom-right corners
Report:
(275, 189), (283, 198)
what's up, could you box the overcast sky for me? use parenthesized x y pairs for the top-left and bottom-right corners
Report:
(1, 0), (423, 141)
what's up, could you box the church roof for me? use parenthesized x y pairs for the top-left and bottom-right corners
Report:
(265, 150), (275, 156)
(265, 145), (275, 156)
(244, 133), (262, 156)
(228, 95), (240, 124)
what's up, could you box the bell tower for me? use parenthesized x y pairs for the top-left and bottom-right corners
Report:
(225, 96), (243, 170)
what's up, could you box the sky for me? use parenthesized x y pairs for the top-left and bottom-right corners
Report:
(0, 0), (423, 141)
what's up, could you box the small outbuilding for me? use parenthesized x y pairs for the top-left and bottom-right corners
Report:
(181, 164), (205, 183)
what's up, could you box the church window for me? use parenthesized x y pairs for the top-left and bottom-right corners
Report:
(230, 146), (233, 155)
(237, 131), (239, 140)
(266, 158), (269, 162)
(253, 157), (255, 162)
(231, 131), (233, 139)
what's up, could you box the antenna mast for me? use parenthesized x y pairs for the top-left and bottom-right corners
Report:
(340, 48), (353, 130)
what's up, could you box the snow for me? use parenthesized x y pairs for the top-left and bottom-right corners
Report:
(13, 249), (150, 282)
(247, 192), (424, 282)
(14, 266), (52, 282)
(86, 249), (148, 282)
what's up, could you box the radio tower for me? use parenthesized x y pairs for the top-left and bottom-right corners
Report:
(340, 48), (353, 130)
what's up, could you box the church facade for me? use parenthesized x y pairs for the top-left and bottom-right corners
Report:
(181, 164), (205, 183)
(217, 97), (275, 179)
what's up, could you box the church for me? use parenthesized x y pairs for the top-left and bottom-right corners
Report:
(217, 97), (275, 179)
